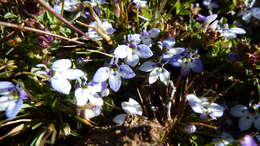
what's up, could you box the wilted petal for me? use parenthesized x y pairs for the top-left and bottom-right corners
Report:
(63, 69), (84, 80)
(230, 28), (246, 34)
(121, 98), (143, 115)
(82, 106), (101, 119)
(51, 59), (71, 71)
(5, 97), (23, 119)
(148, 28), (160, 38)
(239, 115), (254, 131)
(114, 45), (129, 59)
(137, 44), (153, 58)
(126, 53), (139, 67)
(186, 94), (203, 114)
(209, 103), (224, 119)
(149, 68), (160, 84)
(230, 105), (248, 117)
(139, 61), (156, 72)
(113, 114), (127, 125)
(109, 71), (122, 92)
(159, 68), (170, 85)
(119, 64), (135, 79)
(51, 77), (71, 94)
(93, 67), (110, 82)
(75, 88), (89, 106)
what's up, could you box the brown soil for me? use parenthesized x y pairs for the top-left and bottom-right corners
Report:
(78, 115), (166, 146)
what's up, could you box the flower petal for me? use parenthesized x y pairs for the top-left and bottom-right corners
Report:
(125, 53), (139, 67)
(88, 94), (103, 106)
(230, 28), (246, 34)
(191, 59), (203, 73)
(230, 105), (248, 117)
(137, 44), (153, 58)
(186, 94), (203, 114)
(162, 37), (176, 49)
(114, 45), (129, 59)
(119, 64), (135, 79)
(239, 115), (254, 131)
(51, 59), (71, 71)
(0, 81), (15, 95)
(209, 103), (224, 119)
(121, 98), (143, 115)
(51, 77), (71, 94)
(93, 67), (110, 82)
(159, 68), (170, 85)
(113, 114), (127, 125)
(0, 96), (12, 110)
(75, 88), (89, 106)
(63, 69), (85, 80)
(109, 71), (122, 92)
(82, 106), (101, 119)
(204, 14), (218, 26)
(5, 97), (23, 119)
(149, 68), (160, 84)
(139, 61), (156, 72)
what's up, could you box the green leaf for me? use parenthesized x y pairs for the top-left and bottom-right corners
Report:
(174, 1), (181, 14)
(4, 12), (18, 19)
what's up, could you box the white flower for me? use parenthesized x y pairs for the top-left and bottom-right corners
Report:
(113, 44), (153, 67)
(113, 98), (143, 125)
(186, 94), (224, 120)
(139, 61), (170, 85)
(230, 104), (260, 131)
(35, 59), (85, 95)
(217, 24), (246, 39)
(87, 20), (115, 40)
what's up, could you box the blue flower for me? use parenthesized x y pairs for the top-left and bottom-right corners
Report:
(87, 20), (115, 40)
(186, 94), (224, 120)
(35, 59), (85, 95)
(217, 24), (246, 39)
(53, 0), (80, 13)
(175, 56), (203, 76)
(139, 61), (170, 85)
(114, 44), (153, 67)
(0, 81), (28, 119)
(93, 58), (135, 92)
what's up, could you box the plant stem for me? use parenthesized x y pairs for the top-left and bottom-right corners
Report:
(36, 0), (88, 38)
(0, 21), (84, 45)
